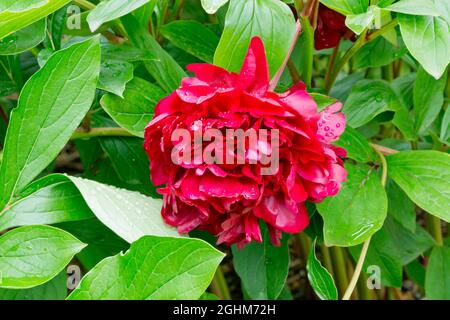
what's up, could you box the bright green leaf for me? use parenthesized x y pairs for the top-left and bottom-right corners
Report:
(98, 59), (134, 98)
(306, 240), (338, 300)
(201, 0), (229, 14)
(0, 19), (46, 55)
(387, 151), (450, 222)
(214, 0), (296, 76)
(398, 13), (450, 79)
(100, 77), (166, 137)
(383, 0), (439, 16)
(320, 0), (369, 15)
(0, 225), (85, 288)
(425, 246), (450, 299)
(317, 163), (388, 246)
(334, 126), (377, 163)
(68, 236), (224, 299)
(0, 37), (100, 209)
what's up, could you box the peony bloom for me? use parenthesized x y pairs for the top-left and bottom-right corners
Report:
(314, 4), (353, 50)
(144, 37), (346, 248)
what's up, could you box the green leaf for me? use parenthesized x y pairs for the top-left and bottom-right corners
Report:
(0, 37), (100, 209)
(201, 0), (229, 14)
(98, 59), (134, 97)
(387, 151), (450, 222)
(65, 175), (179, 243)
(0, 19), (46, 55)
(0, 225), (85, 288)
(87, 0), (151, 32)
(343, 80), (401, 128)
(46, 5), (67, 50)
(441, 106), (450, 143)
(0, 174), (93, 232)
(413, 66), (447, 135)
(319, 0), (369, 15)
(214, 0), (296, 76)
(353, 37), (407, 69)
(99, 137), (156, 195)
(100, 77), (165, 137)
(345, 6), (375, 35)
(306, 240), (338, 300)
(67, 236), (224, 300)
(386, 179), (416, 232)
(0, 0), (70, 39)
(232, 225), (289, 300)
(310, 93), (338, 111)
(333, 126), (377, 163)
(425, 246), (450, 299)
(121, 14), (185, 92)
(317, 163), (388, 246)
(101, 43), (155, 62)
(0, 0), (48, 13)
(0, 271), (66, 300)
(398, 13), (450, 79)
(57, 218), (129, 270)
(161, 20), (219, 63)
(383, 0), (439, 16)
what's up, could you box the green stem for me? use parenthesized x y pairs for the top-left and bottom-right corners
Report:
(343, 148), (388, 300)
(71, 128), (134, 140)
(210, 267), (231, 300)
(330, 246), (349, 297)
(319, 244), (334, 277)
(324, 19), (398, 92)
(324, 41), (340, 87)
(73, 0), (96, 10)
(427, 215), (443, 246)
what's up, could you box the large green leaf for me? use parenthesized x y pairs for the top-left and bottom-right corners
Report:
(319, 0), (368, 15)
(122, 14), (185, 92)
(0, 271), (66, 300)
(67, 236), (224, 299)
(398, 13), (450, 79)
(201, 0), (229, 14)
(100, 77), (166, 137)
(333, 126), (377, 163)
(413, 66), (447, 135)
(214, 0), (296, 76)
(387, 151), (450, 222)
(386, 179), (416, 232)
(383, 0), (439, 16)
(0, 0), (70, 39)
(317, 163), (388, 246)
(343, 80), (402, 128)
(0, 37), (100, 210)
(232, 226), (289, 300)
(0, 175), (93, 232)
(441, 106), (450, 143)
(0, 19), (46, 55)
(0, 0), (48, 13)
(86, 0), (151, 31)
(306, 240), (338, 300)
(425, 246), (450, 299)
(353, 37), (407, 69)
(98, 59), (134, 98)
(0, 225), (85, 288)
(425, 246), (450, 300)
(65, 175), (179, 243)
(161, 20), (219, 63)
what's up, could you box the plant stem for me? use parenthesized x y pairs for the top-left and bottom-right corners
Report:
(324, 19), (398, 92)
(210, 267), (231, 300)
(71, 127), (134, 140)
(269, 20), (302, 91)
(324, 42), (340, 87)
(343, 148), (388, 300)
(319, 244), (334, 277)
(330, 246), (349, 297)
(342, 239), (370, 300)
(427, 215), (443, 246)
(73, 0), (96, 10)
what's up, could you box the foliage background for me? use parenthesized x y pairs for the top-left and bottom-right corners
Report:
(0, 0), (449, 300)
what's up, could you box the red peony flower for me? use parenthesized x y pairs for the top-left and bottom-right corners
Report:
(144, 37), (346, 248)
(314, 4), (353, 50)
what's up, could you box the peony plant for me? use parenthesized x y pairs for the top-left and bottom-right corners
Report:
(0, 0), (449, 302)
